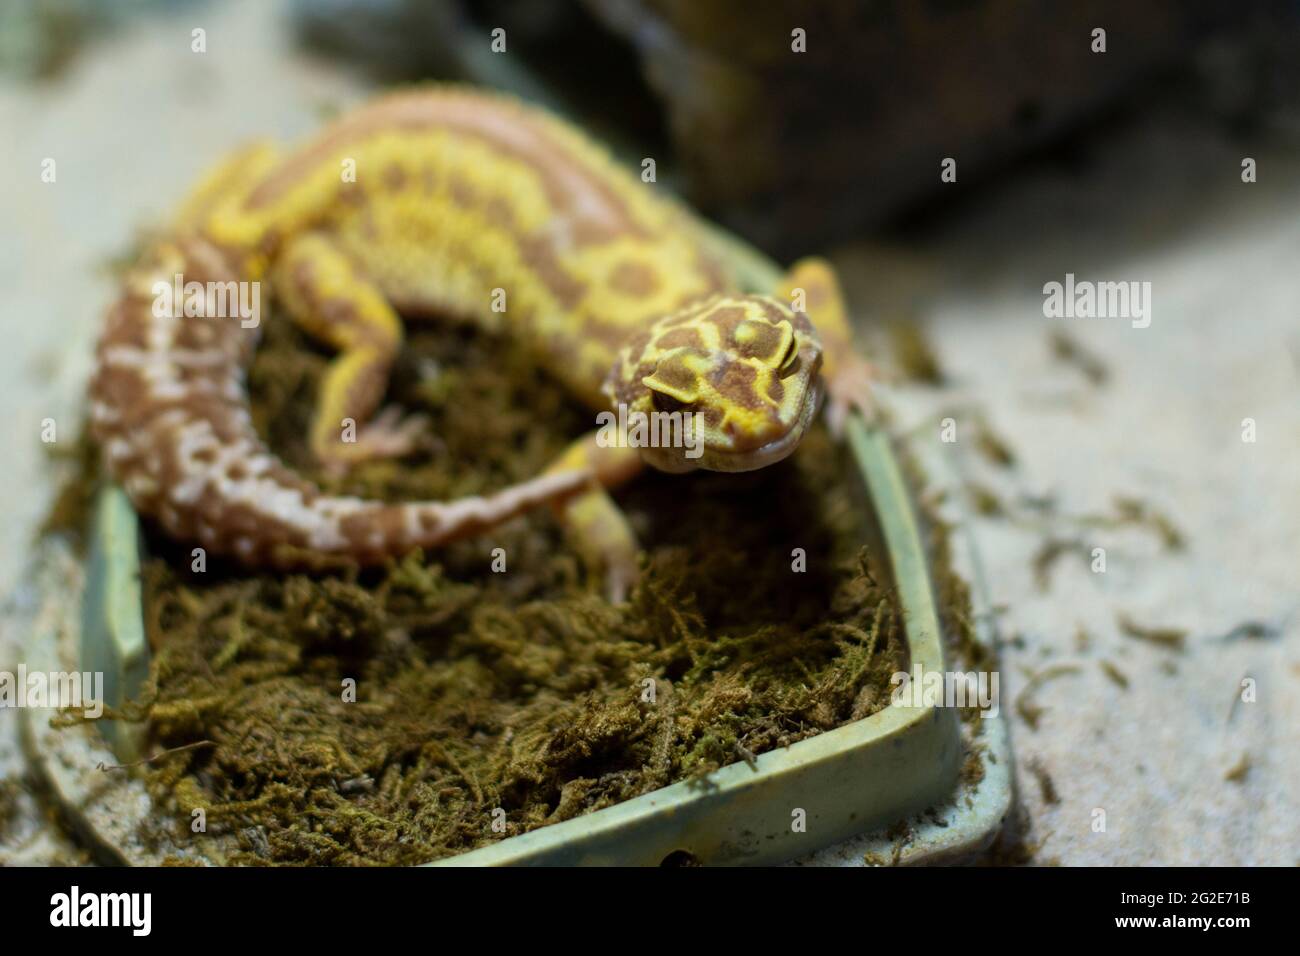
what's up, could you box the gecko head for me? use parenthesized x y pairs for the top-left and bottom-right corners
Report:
(602, 295), (824, 473)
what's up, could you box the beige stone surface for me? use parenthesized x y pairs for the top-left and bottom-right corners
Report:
(812, 114), (1300, 864)
(2, 0), (1295, 865)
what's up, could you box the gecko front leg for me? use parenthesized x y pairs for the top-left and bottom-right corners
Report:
(543, 433), (644, 602)
(271, 230), (429, 473)
(777, 258), (882, 435)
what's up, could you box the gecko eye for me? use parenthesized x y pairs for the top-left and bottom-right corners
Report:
(769, 340), (800, 377)
(650, 389), (691, 414)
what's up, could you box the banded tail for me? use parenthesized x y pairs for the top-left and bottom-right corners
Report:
(88, 235), (589, 568)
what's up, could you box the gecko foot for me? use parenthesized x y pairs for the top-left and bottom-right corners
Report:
(604, 553), (640, 604)
(825, 354), (885, 438)
(320, 405), (430, 475)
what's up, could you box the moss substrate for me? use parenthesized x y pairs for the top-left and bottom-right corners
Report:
(65, 314), (912, 865)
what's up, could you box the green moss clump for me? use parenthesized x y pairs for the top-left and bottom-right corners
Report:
(104, 314), (907, 865)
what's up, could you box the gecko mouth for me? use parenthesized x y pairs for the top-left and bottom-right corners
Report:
(708, 377), (825, 473)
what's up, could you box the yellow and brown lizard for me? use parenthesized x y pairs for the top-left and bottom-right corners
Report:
(89, 88), (874, 598)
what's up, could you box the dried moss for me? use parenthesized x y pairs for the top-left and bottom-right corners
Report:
(1031, 536), (1083, 592)
(959, 743), (987, 790)
(1013, 664), (1081, 732)
(1108, 496), (1185, 552)
(965, 482), (1005, 518)
(1048, 329), (1108, 386)
(0, 778), (22, 840)
(39, 428), (101, 551)
(972, 417), (1016, 469)
(923, 507), (992, 682)
(1214, 620), (1280, 643)
(887, 319), (945, 385)
(1223, 753), (1251, 784)
(1026, 758), (1060, 805)
(1099, 659), (1129, 689)
(121, 315), (905, 865)
(1117, 613), (1186, 652)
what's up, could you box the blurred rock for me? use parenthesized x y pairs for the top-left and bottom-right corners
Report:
(291, 0), (468, 77)
(290, 0), (1291, 253)
(0, 0), (199, 81)
(584, 0), (1267, 252)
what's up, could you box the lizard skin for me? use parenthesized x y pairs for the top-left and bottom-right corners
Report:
(89, 88), (871, 578)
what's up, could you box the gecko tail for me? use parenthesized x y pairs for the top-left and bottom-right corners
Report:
(95, 424), (592, 570)
(89, 233), (592, 571)
(315, 468), (593, 566)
